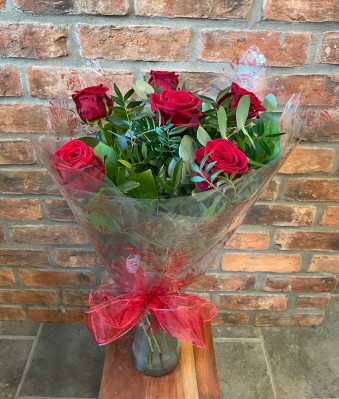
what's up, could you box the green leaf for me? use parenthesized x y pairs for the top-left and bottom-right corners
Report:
(197, 125), (212, 146)
(169, 126), (187, 136)
(201, 196), (222, 218)
(128, 170), (158, 199)
(204, 161), (217, 174)
(210, 169), (224, 183)
(264, 119), (280, 137)
(263, 94), (277, 112)
(259, 138), (271, 156)
(131, 82), (148, 100)
(135, 80), (155, 95)
(217, 106), (227, 139)
(179, 135), (197, 163)
(196, 94), (215, 104)
(257, 117), (264, 137)
(248, 159), (265, 167)
(216, 86), (231, 103)
(236, 95), (250, 131)
(191, 176), (205, 183)
(173, 157), (183, 189)
(94, 142), (119, 166)
(118, 159), (133, 169)
(192, 189), (216, 201)
(118, 180), (140, 193)
(114, 83), (123, 100)
(156, 176), (174, 193)
(77, 137), (100, 148)
(190, 162), (200, 173)
(124, 88), (135, 101)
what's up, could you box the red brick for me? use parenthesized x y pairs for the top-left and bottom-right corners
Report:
(296, 296), (330, 309)
(0, 289), (56, 305)
(55, 249), (102, 267)
(285, 179), (339, 202)
(29, 307), (84, 322)
(258, 179), (279, 201)
(255, 313), (324, 327)
(263, 0), (339, 22)
(0, 0), (5, 8)
(216, 294), (287, 311)
(0, 140), (36, 164)
(0, 306), (26, 321)
(0, 227), (5, 243)
(101, 272), (113, 284)
(189, 274), (256, 292)
(0, 270), (14, 286)
(264, 276), (338, 292)
(45, 198), (75, 221)
(321, 207), (339, 226)
(188, 292), (211, 302)
(301, 108), (339, 142)
(309, 256), (339, 273)
(0, 23), (67, 59)
(0, 66), (21, 96)
(19, 269), (96, 286)
(136, 0), (250, 19)
(63, 289), (91, 306)
(211, 312), (249, 326)
(14, 0), (128, 14)
(10, 225), (89, 245)
(0, 198), (41, 220)
(244, 204), (315, 226)
(222, 253), (300, 273)
(0, 170), (57, 194)
(78, 25), (190, 61)
(225, 232), (269, 250)
(0, 249), (49, 266)
(0, 104), (47, 132)
(279, 147), (334, 174)
(317, 32), (339, 64)
(275, 230), (339, 251)
(28, 66), (133, 99)
(200, 29), (311, 67)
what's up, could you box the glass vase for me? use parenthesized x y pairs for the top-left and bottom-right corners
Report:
(130, 318), (182, 377)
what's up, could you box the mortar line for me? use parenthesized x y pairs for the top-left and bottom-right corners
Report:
(213, 337), (261, 342)
(331, 294), (339, 297)
(0, 335), (35, 340)
(258, 327), (278, 399)
(14, 323), (43, 399)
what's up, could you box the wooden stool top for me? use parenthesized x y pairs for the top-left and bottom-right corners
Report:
(99, 323), (220, 399)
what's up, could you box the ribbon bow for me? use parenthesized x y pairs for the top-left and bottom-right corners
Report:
(84, 285), (216, 347)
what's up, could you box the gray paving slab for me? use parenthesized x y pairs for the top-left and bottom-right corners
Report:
(0, 339), (33, 399)
(262, 296), (339, 399)
(212, 325), (260, 339)
(215, 341), (275, 399)
(20, 323), (106, 398)
(0, 320), (40, 336)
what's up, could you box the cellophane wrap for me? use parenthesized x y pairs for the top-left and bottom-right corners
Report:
(29, 48), (315, 347)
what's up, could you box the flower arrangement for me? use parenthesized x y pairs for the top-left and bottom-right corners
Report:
(53, 70), (284, 202)
(30, 48), (306, 377)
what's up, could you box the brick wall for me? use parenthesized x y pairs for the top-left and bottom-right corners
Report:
(0, 0), (339, 326)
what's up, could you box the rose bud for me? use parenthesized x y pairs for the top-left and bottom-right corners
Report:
(218, 82), (265, 119)
(148, 70), (179, 91)
(53, 140), (105, 193)
(72, 84), (113, 123)
(193, 139), (248, 192)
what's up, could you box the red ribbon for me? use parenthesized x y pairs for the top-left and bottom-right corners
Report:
(84, 285), (216, 347)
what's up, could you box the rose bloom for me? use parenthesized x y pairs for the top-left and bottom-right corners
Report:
(193, 139), (248, 192)
(218, 82), (265, 119)
(148, 70), (179, 91)
(150, 89), (204, 128)
(72, 84), (113, 122)
(53, 140), (105, 192)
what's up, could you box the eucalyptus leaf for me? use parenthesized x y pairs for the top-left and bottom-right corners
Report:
(263, 94), (277, 112)
(135, 80), (155, 95)
(236, 95), (250, 130)
(217, 106), (227, 139)
(131, 82), (148, 100)
(197, 125), (212, 146)
(179, 135), (197, 163)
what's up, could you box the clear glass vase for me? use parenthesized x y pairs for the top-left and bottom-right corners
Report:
(130, 318), (182, 377)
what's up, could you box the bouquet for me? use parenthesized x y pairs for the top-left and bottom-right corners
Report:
(30, 47), (304, 376)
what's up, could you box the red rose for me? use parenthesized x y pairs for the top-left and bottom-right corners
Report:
(218, 82), (265, 119)
(193, 139), (248, 192)
(53, 140), (105, 192)
(148, 70), (179, 91)
(150, 90), (204, 127)
(72, 84), (113, 122)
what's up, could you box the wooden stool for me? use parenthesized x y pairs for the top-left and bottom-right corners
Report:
(99, 323), (220, 399)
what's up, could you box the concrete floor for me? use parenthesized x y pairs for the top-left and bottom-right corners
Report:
(1, 295), (338, 399)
